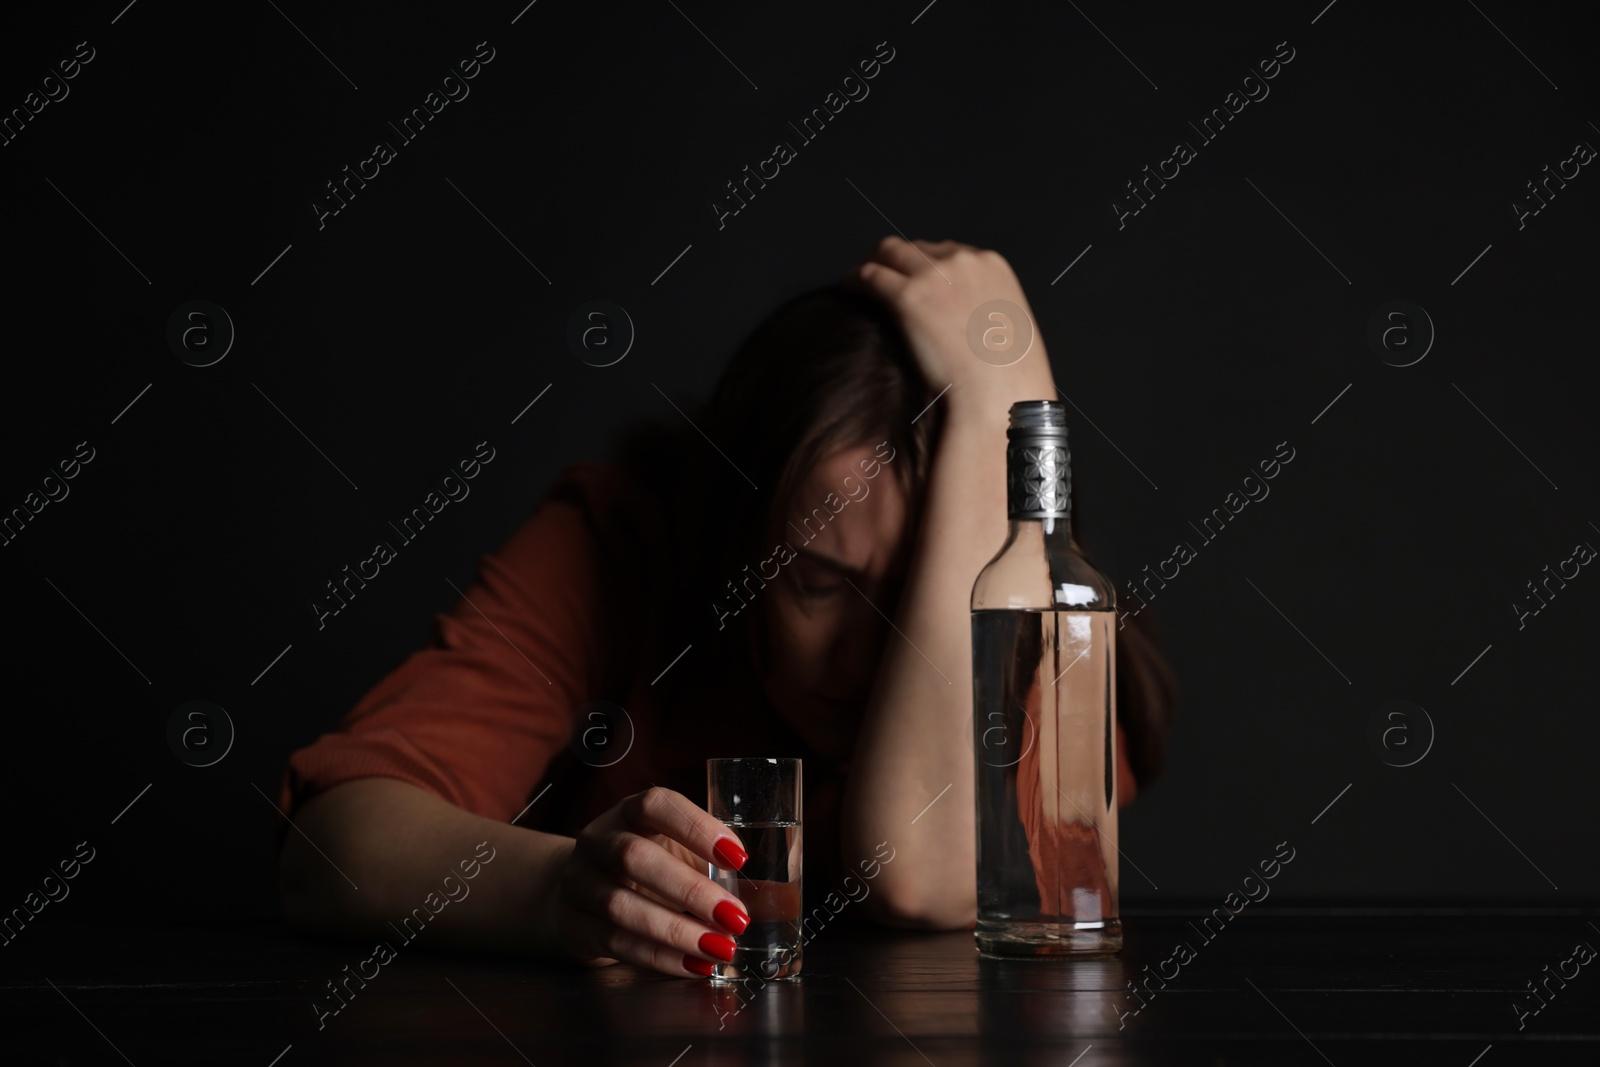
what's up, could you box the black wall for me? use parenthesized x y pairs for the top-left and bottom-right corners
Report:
(2, 0), (1595, 926)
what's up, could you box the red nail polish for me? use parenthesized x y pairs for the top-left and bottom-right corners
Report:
(699, 932), (737, 962)
(712, 838), (748, 871)
(714, 900), (750, 935)
(683, 955), (717, 977)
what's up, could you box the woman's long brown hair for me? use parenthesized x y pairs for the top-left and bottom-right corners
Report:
(616, 284), (1177, 786)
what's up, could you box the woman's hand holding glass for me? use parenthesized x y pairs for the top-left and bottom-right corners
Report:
(550, 786), (752, 978)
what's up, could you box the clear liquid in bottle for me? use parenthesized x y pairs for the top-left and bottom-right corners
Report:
(971, 607), (1119, 955)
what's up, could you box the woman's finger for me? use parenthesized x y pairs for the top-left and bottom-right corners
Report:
(562, 869), (739, 974)
(865, 234), (930, 276)
(561, 906), (725, 978)
(844, 259), (908, 301)
(568, 857), (740, 956)
(617, 786), (749, 871)
(580, 829), (750, 936)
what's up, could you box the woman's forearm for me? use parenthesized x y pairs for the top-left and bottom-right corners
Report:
(843, 381), (1051, 928)
(278, 777), (574, 955)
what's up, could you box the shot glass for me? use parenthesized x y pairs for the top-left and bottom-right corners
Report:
(705, 757), (803, 981)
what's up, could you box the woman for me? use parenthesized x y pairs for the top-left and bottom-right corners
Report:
(276, 237), (1177, 978)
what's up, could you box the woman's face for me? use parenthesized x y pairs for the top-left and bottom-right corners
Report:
(759, 442), (911, 763)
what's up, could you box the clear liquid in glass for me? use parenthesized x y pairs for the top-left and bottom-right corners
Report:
(709, 819), (802, 980)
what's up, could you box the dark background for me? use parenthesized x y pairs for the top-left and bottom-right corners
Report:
(2, 0), (1595, 929)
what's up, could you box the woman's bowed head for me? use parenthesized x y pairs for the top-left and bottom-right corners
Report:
(712, 439), (898, 631)
(276, 237), (1178, 979)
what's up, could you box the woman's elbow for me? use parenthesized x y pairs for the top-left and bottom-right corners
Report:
(274, 787), (380, 935)
(277, 831), (359, 933)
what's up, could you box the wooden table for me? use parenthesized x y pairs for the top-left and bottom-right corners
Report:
(6, 910), (1597, 1064)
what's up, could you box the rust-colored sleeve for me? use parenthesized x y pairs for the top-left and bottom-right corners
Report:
(278, 466), (626, 823)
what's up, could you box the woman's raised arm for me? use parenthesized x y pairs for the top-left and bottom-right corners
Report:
(839, 237), (1059, 928)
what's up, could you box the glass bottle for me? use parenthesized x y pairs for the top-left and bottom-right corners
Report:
(970, 400), (1121, 956)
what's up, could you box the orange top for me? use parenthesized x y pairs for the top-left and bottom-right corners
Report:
(279, 462), (1137, 905)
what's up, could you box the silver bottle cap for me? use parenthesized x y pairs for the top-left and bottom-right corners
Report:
(1006, 400), (1070, 520)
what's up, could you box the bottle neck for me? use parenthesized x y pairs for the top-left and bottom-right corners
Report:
(1012, 514), (1074, 542)
(1005, 435), (1071, 531)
